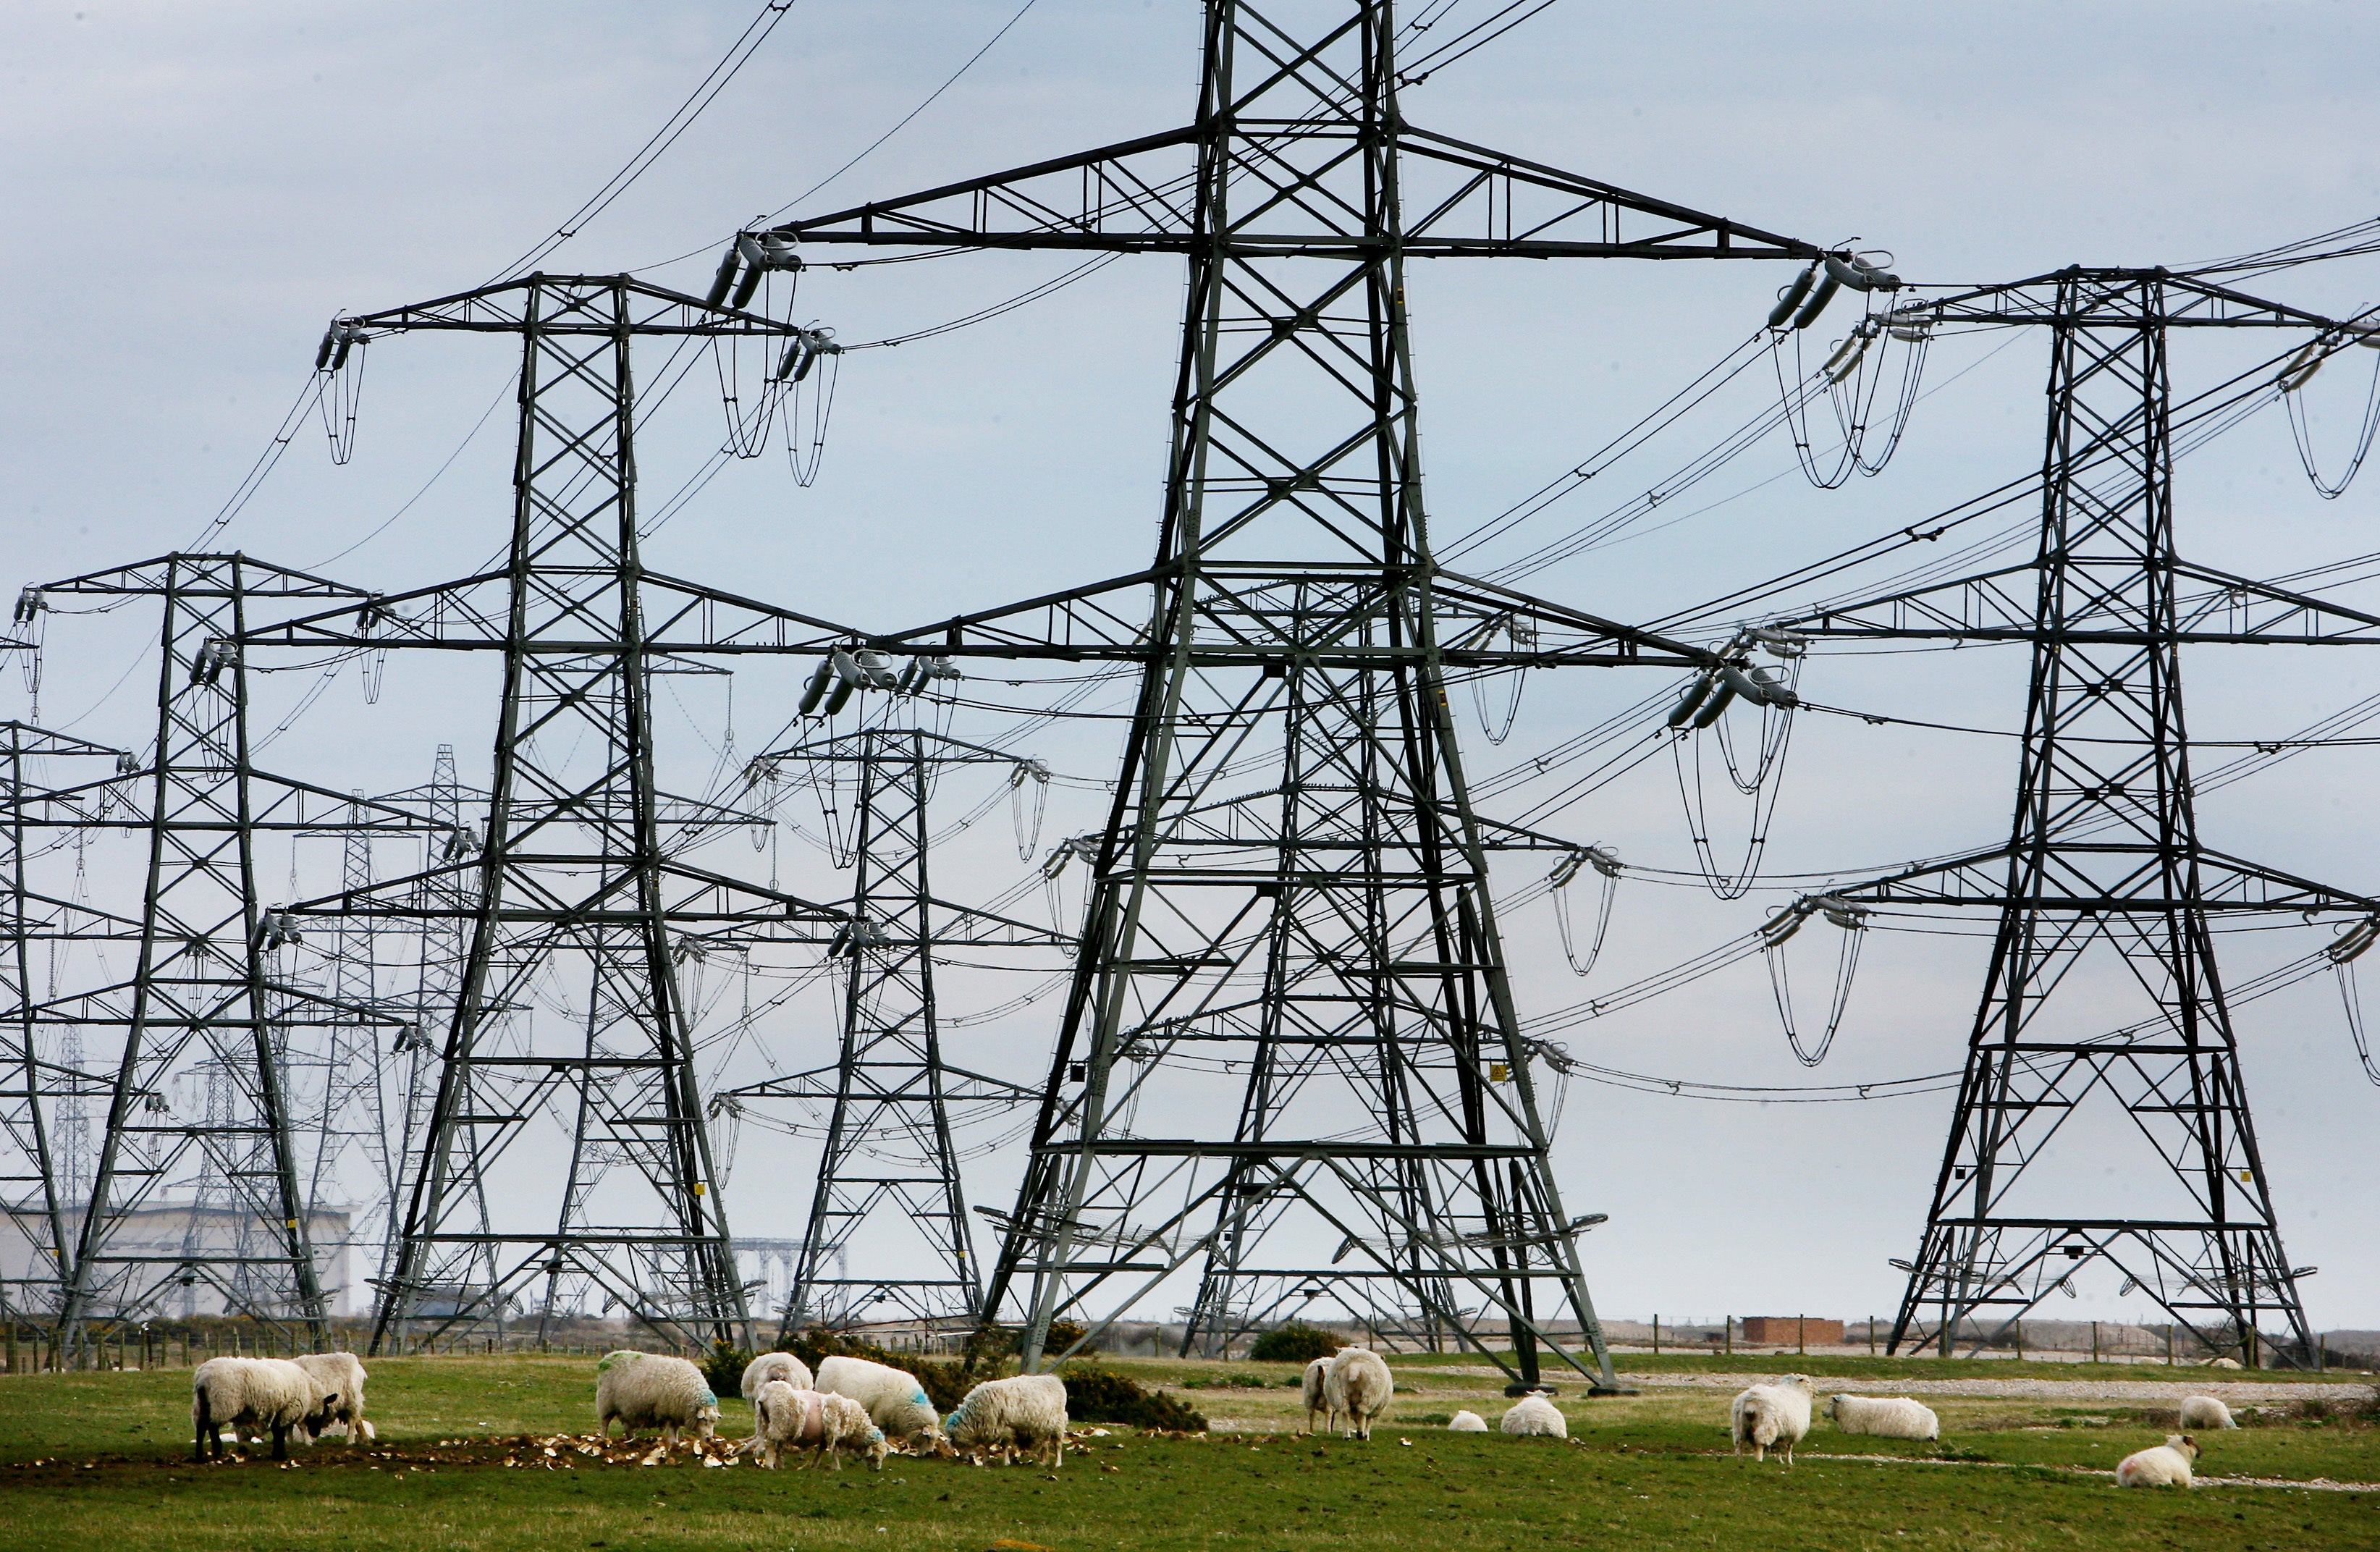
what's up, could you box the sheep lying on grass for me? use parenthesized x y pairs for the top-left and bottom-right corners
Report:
(192, 1357), (339, 1462)
(1499, 1395), (1566, 1438)
(1324, 1348), (1392, 1441)
(1731, 1375), (1816, 1466)
(2178, 1396), (2237, 1430)
(1447, 1410), (1488, 1432)
(294, 1353), (372, 1446)
(595, 1351), (719, 1444)
(1302, 1356), (1335, 1435)
(741, 1350), (814, 1404)
(944, 1373), (1068, 1467)
(2116, 1433), (2200, 1487)
(816, 1354), (941, 1445)
(1826, 1393), (1938, 1441)
(2206, 1357), (2243, 1370)
(751, 1380), (887, 1471)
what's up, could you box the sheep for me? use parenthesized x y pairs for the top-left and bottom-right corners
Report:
(2116, 1433), (2200, 1487)
(1301, 1355), (1337, 1435)
(943, 1373), (1068, 1467)
(594, 1350), (720, 1444)
(294, 1352), (373, 1446)
(1447, 1410), (1490, 1433)
(2206, 1356), (2243, 1370)
(1499, 1394), (1566, 1438)
(191, 1357), (339, 1462)
(1324, 1346), (1393, 1441)
(816, 1354), (942, 1445)
(2178, 1395), (2237, 1430)
(741, 1350), (814, 1404)
(1731, 1375), (1817, 1466)
(751, 1380), (887, 1472)
(1826, 1393), (1939, 1441)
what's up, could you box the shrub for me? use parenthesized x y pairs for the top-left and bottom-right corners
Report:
(701, 1341), (754, 1399)
(1249, 1323), (1340, 1365)
(1059, 1365), (1208, 1432)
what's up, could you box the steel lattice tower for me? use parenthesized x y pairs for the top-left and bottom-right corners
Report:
(1787, 270), (2380, 1365)
(22, 556), (437, 1345)
(743, 0), (1835, 1386)
(0, 722), (128, 1321)
(243, 276), (856, 1352)
(727, 726), (1060, 1336)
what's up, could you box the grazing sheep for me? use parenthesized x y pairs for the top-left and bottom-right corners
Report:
(1826, 1393), (1939, 1441)
(1325, 1347), (1393, 1441)
(1731, 1375), (1817, 1466)
(1447, 1410), (1489, 1433)
(741, 1350), (814, 1404)
(1301, 1355), (1336, 1435)
(293, 1352), (373, 1446)
(2178, 1396), (2237, 1430)
(2206, 1356), (2243, 1370)
(1499, 1395), (1567, 1438)
(751, 1380), (887, 1471)
(2116, 1433), (2200, 1488)
(943, 1373), (1068, 1467)
(595, 1351), (720, 1443)
(816, 1354), (942, 1444)
(192, 1357), (339, 1462)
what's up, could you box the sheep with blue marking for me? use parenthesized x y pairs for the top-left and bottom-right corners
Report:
(816, 1353), (942, 1446)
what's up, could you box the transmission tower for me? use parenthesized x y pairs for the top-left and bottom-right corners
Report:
(17, 556), (440, 1344)
(240, 276), (859, 1352)
(0, 722), (130, 1320)
(1784, 269), (2380, 1366)
(725, 724), (1065, 1336)
(735, 0), (1841, 1386)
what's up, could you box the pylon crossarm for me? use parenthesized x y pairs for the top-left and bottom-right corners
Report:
(337, 274), (798, 338)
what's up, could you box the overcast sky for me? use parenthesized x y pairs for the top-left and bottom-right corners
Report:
(7, 1), (2380, 1334)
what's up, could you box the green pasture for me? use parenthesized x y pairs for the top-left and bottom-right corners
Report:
(0, 1353), (2371, 1551)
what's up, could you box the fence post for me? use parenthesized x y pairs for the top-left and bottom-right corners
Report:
(2014, 1321), (2023, 1362)
(1723, 1317), (1732, 1357)
(1868, 1316), (1875, 1357)
(1797, 1315), (1806, 1357)
(1652, 1315), (1660, 1357)
(2090, 1321), (2098, 1365)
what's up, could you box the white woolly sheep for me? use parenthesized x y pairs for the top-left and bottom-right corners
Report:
(1826, 1393), (1938, 1441)
(1499, 1394), (1567, 1438)
(1302, 1355), (1336, 1434)
(294, 1352), (373, 1446)
(2116, 1433), (2200, 1487)
(192, 1357), (339, 1462)
(944, 1372), (1068, 1468)
(1731, 1375), (1817, 1466)
(2206, 1356), (2243, 1370)
(1447, 1410), (1489, 1433)
(2178, 1395), (2237, 1430)
(741, 1350), (814, 1404)
(594, 1350), (720, 1443)
(816, 1354), (942, 1444)
(752, 1380), (887, 1471)
(1325, 1347), (1393, 1441)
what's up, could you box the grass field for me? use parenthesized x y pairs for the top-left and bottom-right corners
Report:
(1, 1354), (2373, 1551)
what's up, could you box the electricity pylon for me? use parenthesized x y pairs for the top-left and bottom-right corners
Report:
(0, 722), (130, 1320)
(241, 276), (860, 1352)
(736, 0), (1838, 1387)
(20, 556), (437, 1344)
(725, 724), (1065, 1336)
(1786, 269), (2380, 1366)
